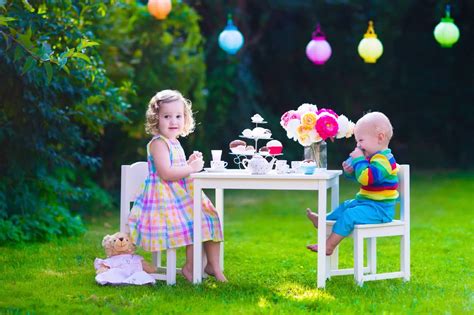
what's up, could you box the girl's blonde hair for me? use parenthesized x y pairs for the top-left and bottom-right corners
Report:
(145, 89), (195, 137)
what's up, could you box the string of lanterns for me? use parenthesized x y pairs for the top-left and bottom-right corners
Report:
(143, 1), (461, 63)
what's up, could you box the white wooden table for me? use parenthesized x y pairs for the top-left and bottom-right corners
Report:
(190, 169), (342, 288)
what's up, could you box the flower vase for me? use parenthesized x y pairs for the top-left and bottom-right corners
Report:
(304, 141), (327, 169)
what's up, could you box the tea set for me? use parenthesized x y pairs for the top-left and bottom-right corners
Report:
(204, 114), (323, 175)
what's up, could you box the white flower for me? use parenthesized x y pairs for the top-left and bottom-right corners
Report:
(285, 119), (300, 140)
(309, 129), (322, 143)
(297, 103), (318, 114)
(336, 115), (349, 139)
(345, 121), (355, 138)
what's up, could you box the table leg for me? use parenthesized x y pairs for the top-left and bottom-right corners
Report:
(331, 176), (339, 211)
(193, 181), (203, 284)
(328, 176), (340, 277)
(215, 188), (224, 270)
(317, 182), (327, 288)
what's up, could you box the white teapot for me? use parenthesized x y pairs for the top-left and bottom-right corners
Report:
(242, 154), (276, 175)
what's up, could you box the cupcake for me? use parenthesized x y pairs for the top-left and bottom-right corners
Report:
(266, 140), (283, 154)
(229, 139), (246, 149)
(229, 139), (247, 154)
(259, 146), (269, 155)
(251, 114), (264, 123)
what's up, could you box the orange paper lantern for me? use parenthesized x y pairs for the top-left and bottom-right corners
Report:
(148, 0), (172, 20)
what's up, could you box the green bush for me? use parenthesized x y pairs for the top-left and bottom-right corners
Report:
(0, 0), (131, 241)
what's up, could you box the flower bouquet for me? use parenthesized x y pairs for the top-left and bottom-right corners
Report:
(280, 103), (354, 169)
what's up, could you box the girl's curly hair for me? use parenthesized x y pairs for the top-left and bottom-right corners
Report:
(145, 90), (195, 137)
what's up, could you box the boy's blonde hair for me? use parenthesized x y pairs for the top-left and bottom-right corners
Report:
(356, 111), (393, 144)
(145, 89), (195, 137)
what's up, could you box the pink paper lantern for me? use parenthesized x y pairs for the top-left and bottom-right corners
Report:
(305, 24), (332, 65)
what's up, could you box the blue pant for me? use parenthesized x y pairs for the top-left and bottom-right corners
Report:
(327, 199), (395, 237)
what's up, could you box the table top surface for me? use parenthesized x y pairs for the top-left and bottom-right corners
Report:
(191, 169), (342, 180)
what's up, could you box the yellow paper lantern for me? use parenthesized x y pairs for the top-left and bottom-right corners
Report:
(358, 21), (383, 63)
(148, 0), (172, 20)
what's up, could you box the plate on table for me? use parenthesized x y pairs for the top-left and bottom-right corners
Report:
(204, 168), (227, 173)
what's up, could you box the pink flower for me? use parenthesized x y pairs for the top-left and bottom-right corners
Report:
(317, 108), (338, 118)
(280, 110), (300, 127)
(315, 114), (339, 140)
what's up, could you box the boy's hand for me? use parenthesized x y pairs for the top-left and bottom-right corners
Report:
(350, 147), (364, 159)
(189, 158), (204, 172)
(342, 161), (354, 174)
(188, 151), (203, 163)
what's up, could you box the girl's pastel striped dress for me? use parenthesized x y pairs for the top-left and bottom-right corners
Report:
(128, 135), (223, 252)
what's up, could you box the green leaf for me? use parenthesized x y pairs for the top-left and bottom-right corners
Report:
(22, 56), (36, 74)
(72, 52), (91, 63)
(62, 65), (70, 74)
(77, 39), (99, 50)
(44, 62), (52, 85)
(13, 45), (23, 61)
(38, 42), (52, 62)
(17, 30), (34, 51)
(58, 56), (68, 68)
(0, 16), (16, 27)
(21, 0), (35, 12)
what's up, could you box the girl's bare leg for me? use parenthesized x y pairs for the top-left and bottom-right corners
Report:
(204, 241), (227, 282)
(182, 245), (193, 282)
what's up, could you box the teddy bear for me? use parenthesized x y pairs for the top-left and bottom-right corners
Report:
(94, 232), (157, 285)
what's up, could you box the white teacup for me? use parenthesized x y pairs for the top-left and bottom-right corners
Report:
(275, 160), (289, 174)
(291, 161), (301, 169)
(210, 160), (227, 170)
(211, 150), (222, 162)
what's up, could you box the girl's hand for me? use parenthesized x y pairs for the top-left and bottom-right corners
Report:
(188, 151), (203, 163)
(342, 161), (354, 174)
(189, 158), (204, 172)
(350, 147), (364, 159)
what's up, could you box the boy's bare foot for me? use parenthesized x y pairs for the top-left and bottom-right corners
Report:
(306, 244), (334, 256)
(306, 208), (319, 228)
(181, 264), (193, 282)
(204, 264), (227, 282)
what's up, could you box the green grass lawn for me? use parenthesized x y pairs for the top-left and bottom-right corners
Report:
(1, 171), (473, 314)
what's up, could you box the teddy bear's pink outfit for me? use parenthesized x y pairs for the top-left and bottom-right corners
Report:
(94, 254), (156, 285)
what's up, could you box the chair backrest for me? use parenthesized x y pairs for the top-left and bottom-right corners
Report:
(397, 164), (410, 225)
(120, 162), (148, 233)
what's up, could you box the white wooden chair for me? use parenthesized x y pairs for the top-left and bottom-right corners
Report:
(325, 164), (410, 286)
(120, 162), (177, 285)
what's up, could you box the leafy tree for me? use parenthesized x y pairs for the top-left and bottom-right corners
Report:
(0, 0), (131, 241)
(91, 1), (208, 186)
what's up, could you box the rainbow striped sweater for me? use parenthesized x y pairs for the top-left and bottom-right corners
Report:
(345, 149), (399, 203)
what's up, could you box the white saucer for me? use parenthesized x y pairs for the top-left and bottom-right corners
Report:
(204, 168), (227, 172)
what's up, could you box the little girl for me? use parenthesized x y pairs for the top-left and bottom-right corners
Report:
(128, 89), (226, 282)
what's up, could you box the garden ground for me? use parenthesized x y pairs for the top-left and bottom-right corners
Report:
(1, 171), (473, 314)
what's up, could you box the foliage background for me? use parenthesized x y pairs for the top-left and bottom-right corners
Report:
(1, 0), (473, 242)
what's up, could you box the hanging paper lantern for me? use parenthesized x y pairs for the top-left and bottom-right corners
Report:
(305, 23), (332, 65)
(434, 4), (460, 48)
(218, 15), (244, 55)
(148, 0), (172, 20)
(358, 20), (383, 63)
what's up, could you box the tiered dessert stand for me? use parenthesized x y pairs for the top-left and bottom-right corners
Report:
(230, 119), (282, 169)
